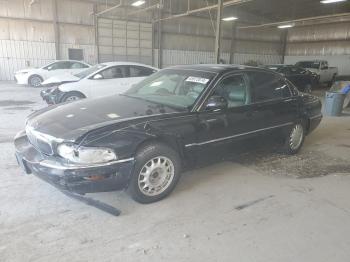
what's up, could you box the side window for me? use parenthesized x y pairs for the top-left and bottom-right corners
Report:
(129, 66), (156, 77)
(45, 61), (68, 70)
(71, 62), (88, 69)
(99, 66), (128, 79)
(212, 75), (249, 108)
(248, 72), (290, 102)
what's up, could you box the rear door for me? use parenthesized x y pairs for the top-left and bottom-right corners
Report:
(246, 71), (297, 133)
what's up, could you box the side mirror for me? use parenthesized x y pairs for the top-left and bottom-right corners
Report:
(205, 95), (228, 111)
(93, 74), (103, 80)
(47, 66), (53, 71)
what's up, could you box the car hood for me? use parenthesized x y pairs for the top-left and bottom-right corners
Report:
(26, 95), (185, 141)
(42, 73), (80, 86)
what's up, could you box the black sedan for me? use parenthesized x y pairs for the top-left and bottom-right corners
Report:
(15, 65), (322, 205)
(265, 65), (317, 93)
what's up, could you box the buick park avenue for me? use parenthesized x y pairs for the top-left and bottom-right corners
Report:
(15, 65), (322, 205)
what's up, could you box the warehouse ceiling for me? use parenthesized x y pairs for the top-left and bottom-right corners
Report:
(89, 0), (350, 26)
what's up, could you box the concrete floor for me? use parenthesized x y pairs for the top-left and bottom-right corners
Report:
(0, 82), (350, 262)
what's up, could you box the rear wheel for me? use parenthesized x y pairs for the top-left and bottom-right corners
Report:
(60, 91), (85, 103)
(127, 143), (181, 204)
(283, 122), (305, 154)
(28, 75), (43, 87)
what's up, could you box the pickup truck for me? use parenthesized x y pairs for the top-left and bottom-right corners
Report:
(295, 60), (338, 86)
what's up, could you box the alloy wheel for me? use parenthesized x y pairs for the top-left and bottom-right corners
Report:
(289, 124), (304, 151)
(138, 156), (175, 196)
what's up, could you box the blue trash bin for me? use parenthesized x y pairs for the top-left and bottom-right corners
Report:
(324, 91), (346, 116)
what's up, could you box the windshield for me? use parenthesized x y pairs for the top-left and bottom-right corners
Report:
(125, 69), (216, 110)
(74, 64), (106, 79)
(296, 61), (320, 69)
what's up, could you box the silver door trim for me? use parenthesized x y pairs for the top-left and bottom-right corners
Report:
(185, 122), (294, 148)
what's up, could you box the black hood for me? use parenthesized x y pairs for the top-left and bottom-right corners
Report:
(27, 95), (184, 141)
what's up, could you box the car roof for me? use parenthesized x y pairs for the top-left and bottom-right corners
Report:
(53, 60), (90, 64)
(100, 61), (158, 69)
(167, 64), (273, 75)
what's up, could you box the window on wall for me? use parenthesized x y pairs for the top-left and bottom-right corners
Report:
(68, 48), (84, 61)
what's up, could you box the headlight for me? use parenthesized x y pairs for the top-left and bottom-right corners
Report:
(57, 143), (117, 164)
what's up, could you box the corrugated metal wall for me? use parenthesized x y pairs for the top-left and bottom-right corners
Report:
(156, 17), (283, 67)
(0, 0), (97, 80)
(154, 49), (281, 68)
(285, 22), (350, 74)
(98, 18), (153, 65)
(1, 1), (350, 79)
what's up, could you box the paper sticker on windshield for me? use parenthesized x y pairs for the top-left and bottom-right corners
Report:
(185, 76), (210, 84)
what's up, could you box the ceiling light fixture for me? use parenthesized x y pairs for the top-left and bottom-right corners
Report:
(132, 0), (145, 7)
(321, 0), (347, 3)
(278, 24), (294, 29)
(222, 16), (238, 21)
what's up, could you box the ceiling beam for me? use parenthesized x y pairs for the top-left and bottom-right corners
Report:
(239, 12), (350, 29)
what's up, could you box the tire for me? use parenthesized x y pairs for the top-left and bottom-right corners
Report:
(282, 122), (305, 155)
(60, 91), (85, 103)
(28, 75), (43, 87)
(127, 143), (182, 204)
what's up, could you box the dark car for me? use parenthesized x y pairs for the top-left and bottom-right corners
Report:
(265, 64), (317, 93)
(14, 65), (322, 204)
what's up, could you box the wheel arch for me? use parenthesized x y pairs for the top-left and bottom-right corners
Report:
(133, 135), (186, 163)
(60, 90), (86, 103)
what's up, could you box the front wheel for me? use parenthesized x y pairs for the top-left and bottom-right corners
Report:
(28, 75), (43, 87)
(283, 122), (305, 154)
(60, 91), (85, 103)
(127, 143), (181, 204)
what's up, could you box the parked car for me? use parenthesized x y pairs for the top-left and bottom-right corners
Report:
(14, 60), (91, 87)
(14, 65), (322, 204)
(295, 60), (338, 86)
(41, 62), (158, 104)
(265, 64), (317, 93)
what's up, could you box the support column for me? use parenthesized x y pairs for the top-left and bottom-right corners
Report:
(52, 0), (60, 60)
(157, 1), (163, 68)
(281, 30), (288, 64)
(214, 0), (223, 64)
(229, 23), (237, 64)
(93, 4), (100, 63)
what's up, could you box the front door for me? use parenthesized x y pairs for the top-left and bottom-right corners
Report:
(196, 73), (254, 149)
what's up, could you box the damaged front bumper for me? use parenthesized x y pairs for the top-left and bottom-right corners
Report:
(40, 87), (64, 105)
(14, 131), (135, 195)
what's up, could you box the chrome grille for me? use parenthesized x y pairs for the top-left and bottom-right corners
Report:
(26, 126), (54, 155)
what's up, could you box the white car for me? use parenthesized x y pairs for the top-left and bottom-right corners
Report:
(41, 62), (158, 104)
(14, 60), (91, 87)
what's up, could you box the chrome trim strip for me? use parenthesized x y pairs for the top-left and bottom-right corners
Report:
(39, 157), (135, 170)
(185, 122), (293, 147)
